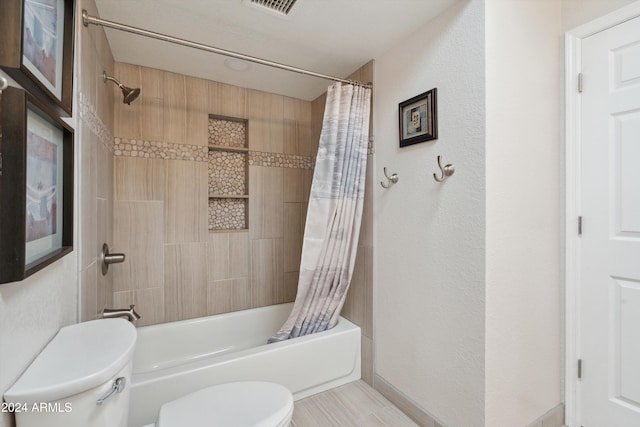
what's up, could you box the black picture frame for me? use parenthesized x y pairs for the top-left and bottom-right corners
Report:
(399, 88), (438, 147)
(0, 0), (75, 117)
(0, 87), (74, 284)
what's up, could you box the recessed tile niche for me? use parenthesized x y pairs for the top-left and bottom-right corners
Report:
(208, 114), (249, 231)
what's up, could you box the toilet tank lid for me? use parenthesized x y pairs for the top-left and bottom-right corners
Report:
(4, 319), (136, 404)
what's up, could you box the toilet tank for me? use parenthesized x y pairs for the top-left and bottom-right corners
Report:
(4, 319), (137, 427)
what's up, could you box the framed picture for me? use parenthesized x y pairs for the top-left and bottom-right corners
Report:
(0, 87), (73, 284)
(399, 88), (438, 147)
(0, 0), (74, 116)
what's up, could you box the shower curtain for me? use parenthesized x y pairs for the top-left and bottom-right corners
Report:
(269, 83), (371, 343)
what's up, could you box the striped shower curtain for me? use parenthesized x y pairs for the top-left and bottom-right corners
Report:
(269, 83), (371, 342)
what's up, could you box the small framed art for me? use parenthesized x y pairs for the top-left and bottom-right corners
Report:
(399, 88), (438, 147)
(0, 87), (74, 284)
(0, 0), (75, 116)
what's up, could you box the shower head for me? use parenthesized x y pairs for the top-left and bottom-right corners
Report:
(103, 71), (141, 105)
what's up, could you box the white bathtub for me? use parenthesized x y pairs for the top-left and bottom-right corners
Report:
(128, 303), (361, 427)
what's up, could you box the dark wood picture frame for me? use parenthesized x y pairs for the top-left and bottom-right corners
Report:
(0, 0), (75, 117)
(399, 88), (438, 147)
(0, 87), (74, 284)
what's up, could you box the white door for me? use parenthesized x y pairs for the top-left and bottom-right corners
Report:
(579, 14), (640, 427)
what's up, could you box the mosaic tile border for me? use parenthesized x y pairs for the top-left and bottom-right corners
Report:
(113, 137), (314, 169)
(79, 92), (114, 153)
(114, 138), (208, 161)
(248, 151), (313, 169)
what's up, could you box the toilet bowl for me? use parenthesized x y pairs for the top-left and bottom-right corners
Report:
(4, 319), (293, 427)
(152, 381), (293, 427)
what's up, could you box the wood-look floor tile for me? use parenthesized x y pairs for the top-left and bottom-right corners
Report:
(291, 381), (418, 427)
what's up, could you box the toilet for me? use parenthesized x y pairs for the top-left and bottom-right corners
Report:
(4, 319), (293, 427)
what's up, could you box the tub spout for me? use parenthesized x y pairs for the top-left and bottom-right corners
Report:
(103, 305), (141, 322)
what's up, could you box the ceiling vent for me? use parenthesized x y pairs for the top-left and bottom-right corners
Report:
(247, 0), (298, 16)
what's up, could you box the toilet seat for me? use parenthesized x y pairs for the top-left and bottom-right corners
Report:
(157, 381), (293, 427)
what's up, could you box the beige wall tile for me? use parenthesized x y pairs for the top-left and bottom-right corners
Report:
(115, 157), (165, 201)
(112, 201), (165, 291)
(163, 71), (187, 144)
(164, 243), (208, 321)
(342, 246), (365, 330)
(283, 168), (304, 203)
(164, 160), (207, 243)
(283, 97), (312, 156)
(113, 290), (134, 309)
(249, 166), (283, 239)
(80, 30), (98, 113)
(361, 335), (374, 386)
(250, 239), (283, 307)
(207, 279), (232, 315)
(284, 237), (303, 273)
(310, 92), (326, 159)
(207, 277), (250, 315)
(113, 288), (164, 327)
(248, 90), (284, 153)
(303, 169), (313, 203)
(79, 125), (97, 271)
(95, 27), (115, 130)
(97, 197), (109, 313)
(80, 0), (100, 49)
(229, 232), (250, 278)
(347, 60), (375, 138)
(359, 155), (374, 247)
(140, 66), (164, 141)
(284, 203), (302, 239)
(114, 63), (141, 139)
(80, 262), (98, 322)
(301, 201), (308, 233)
(207, 233), (229, 281)
(209, 82), (247, 119)
(97, 135), (113, 200)
(283, 271), (299, 304)
(341, 246), (373, 337)
(134, 288), (165, 327)
(362, 246), (375, 339)
(186, 76), (209, 146)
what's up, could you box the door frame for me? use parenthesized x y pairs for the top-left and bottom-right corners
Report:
(565, 3), (640, 426)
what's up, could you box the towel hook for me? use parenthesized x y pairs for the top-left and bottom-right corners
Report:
(380, 167), (399, 189)
(433, 155), (455, 183)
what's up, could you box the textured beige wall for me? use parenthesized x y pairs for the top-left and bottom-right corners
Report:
(111, 64), (313, 326)
(486, 0), (563, 425)
(374, 1), (486, 425)
(0, 0), (115, 426)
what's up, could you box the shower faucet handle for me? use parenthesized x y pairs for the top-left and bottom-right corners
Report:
(101, 243), (126, 276)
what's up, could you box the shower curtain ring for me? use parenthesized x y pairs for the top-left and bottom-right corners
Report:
(380, 167), (399, 189)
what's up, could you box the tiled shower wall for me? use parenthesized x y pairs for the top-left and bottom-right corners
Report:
(111, 63), (314, 326)
(78, 0), (115, 321)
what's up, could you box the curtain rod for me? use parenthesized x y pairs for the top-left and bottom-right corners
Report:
(82, 10), (372, 89)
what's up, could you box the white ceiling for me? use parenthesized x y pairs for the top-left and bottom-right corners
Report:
(94, 0), (459, 101)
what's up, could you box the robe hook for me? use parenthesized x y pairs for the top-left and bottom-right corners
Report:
(380, 167), (399, 189)
(433, 155), (455, 183)
(0, 76), (8, 93)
